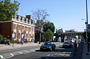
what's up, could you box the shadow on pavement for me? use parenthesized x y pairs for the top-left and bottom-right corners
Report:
(35, 43), (84, 59)
(35, 47), (73, 59)
(35, 50), (52, 52)
(40, 57), (72, 59)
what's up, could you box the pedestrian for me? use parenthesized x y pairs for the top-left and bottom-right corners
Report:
(20, 40), (23, 45)
(74, 41), (77, 52)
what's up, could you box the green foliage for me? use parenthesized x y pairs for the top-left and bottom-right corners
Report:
(82, 31), (90, 42)
(71, 36), (77, 39)
(82, 32), (86, 39)
(10, 40), (17, 43)
(3, 37), (7, 40)
(0, 34), (7, 40)
(44, 29), (53, 41)
(0, 0), (20, 21)
(0, 34), (3, 40)
(43, 22), (55, 33)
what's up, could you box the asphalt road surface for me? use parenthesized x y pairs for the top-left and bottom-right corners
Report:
(0, 42), (83, 59)
(8, 45), (74, 59)
(0, 42), (63, 59)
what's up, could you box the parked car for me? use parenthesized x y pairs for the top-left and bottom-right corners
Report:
(63, 42), (72, 48)
(0, 40), (7, 44)
(0, 40), (11, 45)
(40, 41), (56, 51)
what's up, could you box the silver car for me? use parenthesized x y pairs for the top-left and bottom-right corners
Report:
(63, 42), (72, 48)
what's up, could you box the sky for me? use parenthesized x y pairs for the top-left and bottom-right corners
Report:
(13, 0), (90, 32)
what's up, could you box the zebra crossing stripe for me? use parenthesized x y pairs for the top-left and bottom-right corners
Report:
(10, 53), (14, 57)
(0, 55), (3, 59)
(18, 51), (23, 54)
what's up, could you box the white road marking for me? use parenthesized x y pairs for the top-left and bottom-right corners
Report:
(55, 53), (58, 55)
(0, 55), (3, 59)
(6, 53), (14, 59)
(18, 51), (23, 54)
(47, 54), (50, 56)
(23, 50), (29, 52)
(30, 49), (35, 52)
(22, 50), (30, 54)
(10, 53), (14, 57)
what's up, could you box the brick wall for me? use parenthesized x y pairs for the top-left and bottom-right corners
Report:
(28, 27), (30, 41)
(20, 25), (22, 41)
(0, 22), (12, 40)
(16, 24), (18, 41)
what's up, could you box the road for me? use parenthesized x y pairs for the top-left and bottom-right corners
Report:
(0, 42), (84, 59)
(8, 43), (74, 59)
(8, 48), (73, 59)
(0, 42), (63, 59)
(0, 45), (41, 59)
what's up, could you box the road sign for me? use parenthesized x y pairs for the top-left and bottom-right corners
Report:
(87, 24), (90, 29)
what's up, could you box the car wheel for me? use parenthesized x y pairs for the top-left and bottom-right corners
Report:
(40, 48), (42, 51)
(53, 48), (55, 51)
(50, 48), (52, 51)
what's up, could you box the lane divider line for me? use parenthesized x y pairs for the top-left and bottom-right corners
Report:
(0, 55), (3, 59)
(10, 53), (14, 57)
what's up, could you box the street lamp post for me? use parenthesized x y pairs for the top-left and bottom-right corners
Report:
(86, 0), (89, 54)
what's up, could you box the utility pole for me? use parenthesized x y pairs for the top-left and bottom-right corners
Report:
(37, 20), (42, 44)
(86, 0), (89, 54)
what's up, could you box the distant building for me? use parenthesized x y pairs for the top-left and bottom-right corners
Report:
(63, 32), (83, 40)
(0, 15), (35, 42)
(65, 29), (75, 32)
(56, 28), (63, 34)
(54, 29), (83, 42)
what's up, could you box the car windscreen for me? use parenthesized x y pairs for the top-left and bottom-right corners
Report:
(64, 42), (69, 44)
(44, 42), (52, 45)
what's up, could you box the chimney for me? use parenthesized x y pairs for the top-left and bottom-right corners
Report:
(26, 15), (31, 20)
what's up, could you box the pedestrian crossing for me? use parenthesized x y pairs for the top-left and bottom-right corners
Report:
(0, 48), (39, 59)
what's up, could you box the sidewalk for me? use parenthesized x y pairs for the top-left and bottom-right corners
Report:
(0, 42), (42, 50)
(0, 42), (62, 51)
(81, 43), (90, 59)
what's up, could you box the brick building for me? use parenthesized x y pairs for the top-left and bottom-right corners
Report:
(0, 15), (35, 42)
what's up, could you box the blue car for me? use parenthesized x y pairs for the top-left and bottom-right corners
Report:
(40, 41), (56, 51)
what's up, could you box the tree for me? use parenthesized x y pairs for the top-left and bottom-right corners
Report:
(82, 32), (86, 40)
(32, 9), (49, 44)
(32, 9), (49, 21)
(0, 34), (7, 41)
(43, 22), (55, 33)
(56, 29), (63, 35)
(44, 29), (53, 41)
(0, 0), (20, 21)
(82, 31), (90, 42)
(32, 9), (49, 31)
(0, 34), (3, 40)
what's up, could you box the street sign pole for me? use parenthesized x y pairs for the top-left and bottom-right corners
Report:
(86, 0), (89, 54)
